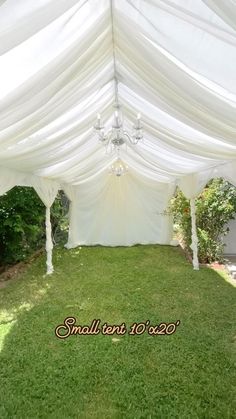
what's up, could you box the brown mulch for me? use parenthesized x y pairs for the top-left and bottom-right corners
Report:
(0, 242), (227, 290)
(0, 248), (44, 287)
(208, 262), (225, 271)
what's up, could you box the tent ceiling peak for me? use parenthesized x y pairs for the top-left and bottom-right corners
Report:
(109, 0), (119, 104)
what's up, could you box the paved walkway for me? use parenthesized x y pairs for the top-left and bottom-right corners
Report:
(224, 255), (236, 280)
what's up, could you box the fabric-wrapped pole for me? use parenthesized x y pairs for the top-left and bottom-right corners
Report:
(45, 206), (54, 274)
(32, 177), (59, 274)
(190, 198), (199, 270)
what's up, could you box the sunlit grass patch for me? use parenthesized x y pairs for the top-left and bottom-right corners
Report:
(0, 245), (235, 418)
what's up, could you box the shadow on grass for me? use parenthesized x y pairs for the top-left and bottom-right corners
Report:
(0, 245), (236, 418)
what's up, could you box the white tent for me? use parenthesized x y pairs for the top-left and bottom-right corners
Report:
(0, 0), (236, 273)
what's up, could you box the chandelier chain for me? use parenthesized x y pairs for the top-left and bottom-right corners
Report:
(109, 0), (119, 105)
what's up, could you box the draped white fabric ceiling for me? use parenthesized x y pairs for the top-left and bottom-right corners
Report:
(0, 0), (236, 190)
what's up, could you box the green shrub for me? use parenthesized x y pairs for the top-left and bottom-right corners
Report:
(51, 192), (69, 244)
(0, 187), (68, 266)
(170, 178), (236, 263)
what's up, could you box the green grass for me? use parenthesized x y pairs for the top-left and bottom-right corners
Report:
(0, 245), (235, 419)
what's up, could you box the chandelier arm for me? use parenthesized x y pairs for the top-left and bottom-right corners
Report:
(105, 130), (115, 154)
(123, 131), (136, 144)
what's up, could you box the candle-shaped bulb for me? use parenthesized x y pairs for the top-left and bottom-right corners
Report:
(96, 113), (102, 129)
(136, 113), (141, 128)
(114, 110), (119, 126)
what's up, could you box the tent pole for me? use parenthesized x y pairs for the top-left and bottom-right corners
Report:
(190, 198), (199, 270)
(45, 206), (54, 274)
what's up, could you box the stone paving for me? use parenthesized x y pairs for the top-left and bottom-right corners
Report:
(224, 255), (236, 280)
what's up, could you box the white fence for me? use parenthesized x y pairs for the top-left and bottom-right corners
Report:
(223, 219), (236, 255)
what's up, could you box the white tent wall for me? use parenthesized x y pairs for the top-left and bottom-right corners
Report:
(63, 183), (78, 249)
(65, 169), (176, 248)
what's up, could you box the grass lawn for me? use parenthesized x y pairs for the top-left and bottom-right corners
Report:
(0, 245), (235, 419)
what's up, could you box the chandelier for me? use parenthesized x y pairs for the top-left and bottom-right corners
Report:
(94, 105), (143, 154)
(94, 80), (143, 176)
(94, 79), (143, 154)
(109, 158), (128, 177)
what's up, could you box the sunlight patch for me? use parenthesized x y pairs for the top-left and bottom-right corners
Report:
(0, 320), (17, 352)
(0, 302), (34, 324)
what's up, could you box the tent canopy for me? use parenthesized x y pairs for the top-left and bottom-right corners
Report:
(1, 0), (236, 271)
(0, 0), (236, 192)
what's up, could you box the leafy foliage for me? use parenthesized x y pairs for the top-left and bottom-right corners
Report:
(170, 178), (236, 263)
(0, 187), (68, 265)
